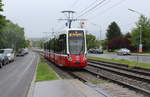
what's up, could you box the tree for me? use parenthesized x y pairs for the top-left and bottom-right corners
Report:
(0, 0), (3, 11)
(0, 0), (7, 48)
(108, 33), (132, 50)
(1, 21), (27, 51)
(100, 40), (108, 50)
(130, 15), (150, 51)
(106, 21), (122, 41)
(86, 34), (98, 49)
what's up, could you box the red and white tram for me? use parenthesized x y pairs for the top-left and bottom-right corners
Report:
(44, 28), (87, 68)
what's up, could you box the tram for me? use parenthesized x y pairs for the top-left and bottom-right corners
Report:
(44, 28), (87, 68)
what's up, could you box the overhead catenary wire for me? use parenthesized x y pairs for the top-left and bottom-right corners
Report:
(88, 0), (127, 20)
(81, 0), (111, 18)
(77, 0), (99, 15)
(77, 0), (107, 18)
(69, 0), (80, 10)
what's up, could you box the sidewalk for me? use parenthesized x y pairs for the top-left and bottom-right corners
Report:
(30, 79), (108, 97)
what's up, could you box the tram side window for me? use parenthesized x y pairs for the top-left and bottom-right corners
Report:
(54, 38), (60, 53)
(59, 34), (66, 54)
(50, 38), (55, 53)
(47, 41), (50, 52)
(44, 43), (46, 51)
(44, 42), (48, 51)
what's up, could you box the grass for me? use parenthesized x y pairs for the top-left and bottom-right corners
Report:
(36, 58), (59, 82)
(132, 52), (150, 55)
(88, 56), (150, 68)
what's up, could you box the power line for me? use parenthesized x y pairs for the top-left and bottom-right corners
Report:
(70, 0), (80, 10)
(88, 0), (127, 20)
(77, 0), (99, 15)
(58, 11), (86, 28)
(77, 0), (107, 18)
(82, 0), (111, 18)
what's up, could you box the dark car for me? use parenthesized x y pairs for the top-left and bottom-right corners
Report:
(0, 57), (3, 68)
(0, 54), (9, 67)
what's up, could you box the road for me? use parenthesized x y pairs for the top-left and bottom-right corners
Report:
(88, 53), (150, 64)
(0, 52), (39, 97)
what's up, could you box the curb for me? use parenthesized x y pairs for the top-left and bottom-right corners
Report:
(131, 54), (150, 57)
(27, 53), (62, 97)
(27, 53), (40, 97)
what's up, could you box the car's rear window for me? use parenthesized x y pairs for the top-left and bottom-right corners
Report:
(4, 49), (12, 54)
(0, 50), (4, 53)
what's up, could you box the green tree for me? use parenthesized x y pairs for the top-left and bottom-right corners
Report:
(1, 21), (27, 51)
(106, 21), (122, 41)
(100, 40), (108, 50)
(130, 15), (150, 51)
(0, 0), (3, 11)
(86, 34), (98, 49)
(0, 0), (7, 48)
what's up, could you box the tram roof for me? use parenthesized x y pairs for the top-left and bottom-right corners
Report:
(63, 28), (85, 31)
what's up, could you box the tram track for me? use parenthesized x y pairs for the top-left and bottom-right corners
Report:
(87, 59), (150, 95)
(88, 59), (150, 76)
(39, 52), (150, 96)
(46, 58), (150, 96)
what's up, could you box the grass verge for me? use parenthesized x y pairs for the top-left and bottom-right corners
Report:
(88, 56), (150, 68)
(36, 58), (59, 82)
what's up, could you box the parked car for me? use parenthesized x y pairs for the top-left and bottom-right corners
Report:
(88, 48), (103, 54)
(1, 49), (15, 62)
(16, 50), (24, 56)
(0, 56), (3, 68)
(24, 48), (29, 55)
(16, 49), (27, 56)
(0, 53), (9, 67)
(117, 48), (130, 55)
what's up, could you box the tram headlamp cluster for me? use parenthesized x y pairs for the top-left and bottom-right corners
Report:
(67, 55), (72, 61)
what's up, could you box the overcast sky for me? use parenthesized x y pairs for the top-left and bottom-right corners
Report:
(2, 0), (150, 39)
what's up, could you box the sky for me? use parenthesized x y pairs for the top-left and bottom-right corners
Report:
(2, 0), (150, 39)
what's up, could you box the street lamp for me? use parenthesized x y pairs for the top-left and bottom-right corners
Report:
(128, 8), (143, 53)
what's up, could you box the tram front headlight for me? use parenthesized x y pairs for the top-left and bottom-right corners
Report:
(67, 54), (72, 61)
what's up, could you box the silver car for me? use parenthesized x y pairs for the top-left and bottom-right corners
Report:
(117, 48), (130, 55)
(0, 49), (15, 62)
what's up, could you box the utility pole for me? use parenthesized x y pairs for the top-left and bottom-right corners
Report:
(99, 26), (102, 41)
(128, 8), (143, 53)
(58, 10), (86, 28)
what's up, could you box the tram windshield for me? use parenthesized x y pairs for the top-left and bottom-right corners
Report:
(68, 30), (85, 54)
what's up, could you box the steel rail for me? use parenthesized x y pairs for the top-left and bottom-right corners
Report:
(88, 62), (150, 83)
(88, 59), (150, 76)
(85, 65), (150, 96)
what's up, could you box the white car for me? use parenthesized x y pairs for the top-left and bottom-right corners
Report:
(3, 49), (15, 62)
(24, 48), (29, 54)
(117, 48), (130, 55)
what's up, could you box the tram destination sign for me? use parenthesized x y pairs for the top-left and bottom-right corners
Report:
(69, 31), (83, 37)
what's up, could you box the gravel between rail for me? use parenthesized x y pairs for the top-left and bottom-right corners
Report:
(38, 52), (149, 97)
(87, 59), (150, 96)
(46, 61), (147, 97)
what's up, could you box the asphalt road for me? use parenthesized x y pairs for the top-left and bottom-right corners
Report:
(0, 52), (39, 97)
(88, 53), (150, 64)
